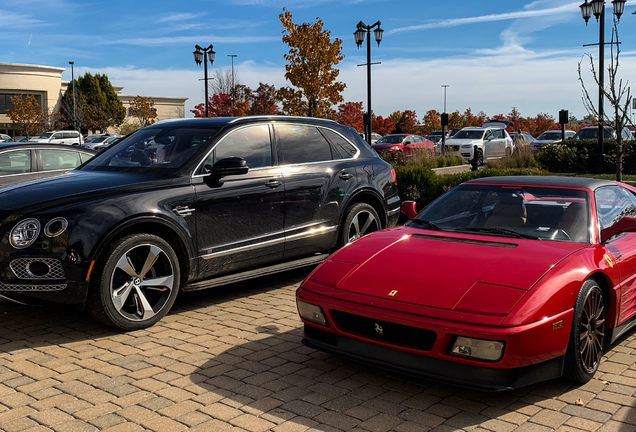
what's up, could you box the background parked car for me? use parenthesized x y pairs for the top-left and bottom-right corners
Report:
(530, 130), (576, 150)
(82, 134), (122, 150)
(0, 116), (400, 330)
(0, 143), (96, 187)
(372, 134), (435, 160)
(0, 133), (13, 142)
(30, 130), (84, 145)
(509, 131), (534, 148)
(444, 126), (513, 165)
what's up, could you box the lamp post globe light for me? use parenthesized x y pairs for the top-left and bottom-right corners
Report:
(193, 44), (216, 118)
(354, 20), (383, 144)
(579, 0), (626, 171)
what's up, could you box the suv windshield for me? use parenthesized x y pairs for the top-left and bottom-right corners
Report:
(453, 130), (485, 140)
(83, 126), (220, 171)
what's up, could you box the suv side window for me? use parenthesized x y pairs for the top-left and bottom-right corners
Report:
(320, 129), (357, 159)
(208, 124), (272, 170)
(277, 124), (332, 164)
(0, 150), (31, 174)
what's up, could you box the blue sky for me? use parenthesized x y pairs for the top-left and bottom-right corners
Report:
(1, 0), (636, 121)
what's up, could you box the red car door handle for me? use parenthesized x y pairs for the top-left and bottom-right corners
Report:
(340, 172), (353, 180)
(266, 180), (282, 189)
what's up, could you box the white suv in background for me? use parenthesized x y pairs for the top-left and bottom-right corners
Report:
(30, 130), (84, 145)
(444, 126), (513, 165)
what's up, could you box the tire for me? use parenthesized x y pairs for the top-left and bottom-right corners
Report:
(473, 148), (484, 166)
(564, 279), (606, 383)
(88, 233), (180, 330)
(340, 203), (381, 246)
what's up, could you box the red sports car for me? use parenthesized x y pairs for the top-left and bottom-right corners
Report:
(296, 176), (636, 391)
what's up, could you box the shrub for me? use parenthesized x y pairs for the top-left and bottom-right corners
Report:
(487, 145), (540, 170)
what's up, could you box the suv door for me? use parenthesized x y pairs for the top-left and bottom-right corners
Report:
(274, 123), (359, 258)
(193, 124), (285, 276)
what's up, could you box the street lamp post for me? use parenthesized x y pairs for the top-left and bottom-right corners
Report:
(441, 85), (450, 155)
(579, 0), (626, 171)
(354, 20), (383, 144)
(68, 61), (77, 133)
(193, 44), (216, 118)
(228, 54), (237, 112)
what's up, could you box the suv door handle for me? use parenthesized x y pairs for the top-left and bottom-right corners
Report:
(266, 180), (282, 189)
(340, 172), (353, 181)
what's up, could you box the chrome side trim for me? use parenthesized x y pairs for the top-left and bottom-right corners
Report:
(200, 224), (338, 260)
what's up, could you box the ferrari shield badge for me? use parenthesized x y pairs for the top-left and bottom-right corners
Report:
(388, 290), (398, 297)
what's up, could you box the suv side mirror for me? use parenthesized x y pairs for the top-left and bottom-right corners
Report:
(204, 157), (249, 187)
(601, 216), (636, 243)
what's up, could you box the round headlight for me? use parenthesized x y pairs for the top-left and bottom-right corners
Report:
(10, 218), (41, 249)
(44, 217), (68, 237)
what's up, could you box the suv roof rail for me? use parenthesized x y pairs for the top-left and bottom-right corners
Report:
(228, 115), (338, 124)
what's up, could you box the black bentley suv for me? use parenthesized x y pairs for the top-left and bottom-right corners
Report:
(0, 116), (400, 330)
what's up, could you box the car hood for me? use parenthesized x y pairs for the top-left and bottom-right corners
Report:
(445, 138), (481, 145)
(372, 143), (401, 150)
(0, 170), (173, 212)
(314, 227), (583, 311)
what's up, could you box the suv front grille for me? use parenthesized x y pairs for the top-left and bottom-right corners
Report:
(331, 310), (437, 351)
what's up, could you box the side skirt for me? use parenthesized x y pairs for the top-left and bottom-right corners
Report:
(181, 254), (328, 292)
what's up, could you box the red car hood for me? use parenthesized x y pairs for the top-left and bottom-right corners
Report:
(319, 227), (584, 311)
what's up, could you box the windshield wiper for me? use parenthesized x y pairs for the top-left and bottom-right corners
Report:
(454, 227), (539, 239)
(409, 219), (443, 231)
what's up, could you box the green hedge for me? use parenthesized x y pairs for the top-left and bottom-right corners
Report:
(395, 166), (549, 209)
(536, 139), (636, 173)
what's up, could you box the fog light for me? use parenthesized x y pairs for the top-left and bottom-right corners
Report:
(297, 299), (328, 326)
(450, 336), (505, 361)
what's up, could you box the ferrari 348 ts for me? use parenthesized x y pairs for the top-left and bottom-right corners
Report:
(296, 176), (636, 390)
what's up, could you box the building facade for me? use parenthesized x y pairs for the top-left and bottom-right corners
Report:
(0, 63), (187, 138)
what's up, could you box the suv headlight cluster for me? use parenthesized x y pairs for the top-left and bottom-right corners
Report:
(9, 217), (68, 249)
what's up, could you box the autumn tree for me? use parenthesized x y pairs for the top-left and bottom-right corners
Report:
(421, 110), (442, 135)
(393, 110), (420, 134)
(129, 96), (158, 129)
(248, 83), (280, 115)
(6, 94), (44, 140)
(277, 8), (346, 117)
(337, 102), (364, 132)
(372, 116), (396, 136)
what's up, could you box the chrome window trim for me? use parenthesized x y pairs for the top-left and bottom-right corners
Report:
(191, 121), (361, 180)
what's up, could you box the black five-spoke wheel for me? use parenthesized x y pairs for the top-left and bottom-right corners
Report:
(565, 279), (606, 383)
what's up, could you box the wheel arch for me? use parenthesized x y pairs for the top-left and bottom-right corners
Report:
(343, 188), (389, 229)
(87, 216), (193, 285)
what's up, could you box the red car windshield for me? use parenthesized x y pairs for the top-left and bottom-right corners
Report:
(412, 184), (590, 243)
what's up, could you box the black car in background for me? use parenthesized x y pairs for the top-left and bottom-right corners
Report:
(0, 143), (96, 187)
(0, 116), (400, 330)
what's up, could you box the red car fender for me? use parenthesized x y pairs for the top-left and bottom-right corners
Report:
(502, 245), (620, 327)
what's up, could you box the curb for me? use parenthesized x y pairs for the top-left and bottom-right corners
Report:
(432, 164), (471, 175)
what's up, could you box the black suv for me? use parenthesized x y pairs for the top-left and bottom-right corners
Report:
(0, 116), (400, 330)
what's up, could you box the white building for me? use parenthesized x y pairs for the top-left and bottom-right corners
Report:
(0, 63), (187, 138)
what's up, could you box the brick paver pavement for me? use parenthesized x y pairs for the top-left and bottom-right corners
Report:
(2, 268), (636, 431)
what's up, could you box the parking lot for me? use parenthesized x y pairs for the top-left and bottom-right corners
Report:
(2, 268), (636, 432)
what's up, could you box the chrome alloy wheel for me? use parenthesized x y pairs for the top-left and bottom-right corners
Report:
(346, 205), (380, 243)
(109, 243), (175, 322)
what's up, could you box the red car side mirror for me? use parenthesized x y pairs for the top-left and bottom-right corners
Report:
(601, 216), (636, 243)
(401, 201), (418, 219)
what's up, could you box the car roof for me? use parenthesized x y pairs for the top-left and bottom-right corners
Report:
(152, 115), (341, 129)
(0, 143), (96, 153)
(467, 175), (616, 190)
